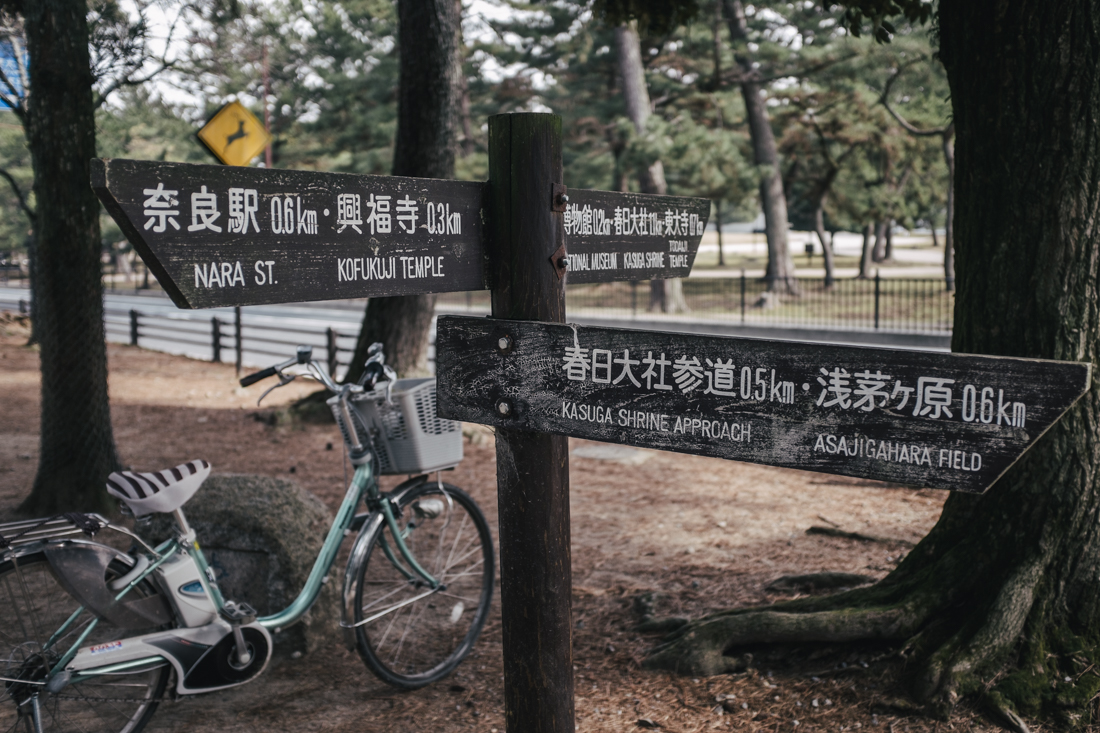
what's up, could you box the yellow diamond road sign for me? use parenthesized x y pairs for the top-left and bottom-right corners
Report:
(198, 101), (271, 167)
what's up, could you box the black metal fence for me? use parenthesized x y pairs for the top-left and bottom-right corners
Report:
(438, 273), (954, 334)
(102, 306), (358, 376)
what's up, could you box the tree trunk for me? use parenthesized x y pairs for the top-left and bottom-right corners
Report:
(25, 229), (38, 345)
(20, 0), (119, 515)
(346, 0), (459, 381)
(943, 126), (956, 292)
(872, 220), (887, 262)
(884, 219), (894, 260)
(645, 2), (1100, 727)
(614, 23), (686, 315)
(813, 206), (835, 288)
(715, 200), (724, 267)
(858, 222), (874, 278)
(722, 0), (797, 295)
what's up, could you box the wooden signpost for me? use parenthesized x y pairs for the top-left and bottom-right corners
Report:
(92, 159), (490, 309)
(436, 318), (1091, 494)
(91, 160), (707, 310)
(562, 189), (708, 283)
(94, 112), (1091, 733)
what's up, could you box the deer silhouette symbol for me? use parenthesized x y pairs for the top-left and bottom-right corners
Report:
(224, 120), (248, 152)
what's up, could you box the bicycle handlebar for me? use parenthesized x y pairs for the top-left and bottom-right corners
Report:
(239, 366), (278, 387)
(238, 343), (392, 396)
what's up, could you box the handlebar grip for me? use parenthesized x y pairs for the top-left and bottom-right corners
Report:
(240, 366), (278, 387)
(359, 361), (386, 390)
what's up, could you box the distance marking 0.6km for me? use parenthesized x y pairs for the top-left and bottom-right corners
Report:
(93, 158), (488, 309)
(435, 316), (1091, 493)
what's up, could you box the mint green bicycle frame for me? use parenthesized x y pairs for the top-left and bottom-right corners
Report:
(46, 458), (440, 682)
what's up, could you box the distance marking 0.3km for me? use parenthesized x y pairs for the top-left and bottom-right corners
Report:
(92, 158), (488, 309)
(435, 316), (1092, 493)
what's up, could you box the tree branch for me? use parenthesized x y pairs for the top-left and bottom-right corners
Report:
(880, 63), (947, 137)
(0, 165), (34, 223)
(93, 58), (175, 109)
(0, 55), (25, 118)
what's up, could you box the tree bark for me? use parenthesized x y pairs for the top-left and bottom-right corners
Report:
(346, 0), (460, 380)
(813, 206), (835, 288)
(722, 0), (797, 295)
(871, 220), (887, 262)
(715, 200), (725, 266)
(942, 127), (956, 292)
(645, 2), (1100, 726)
(858, 222), (874, 278)
(21, 0), (119, 514)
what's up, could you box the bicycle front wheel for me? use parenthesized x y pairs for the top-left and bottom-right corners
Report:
(352, 482), (494, 689)
(0, 551), (171, 733)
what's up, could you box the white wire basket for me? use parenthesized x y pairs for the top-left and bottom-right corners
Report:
(350, 377), (463, 475)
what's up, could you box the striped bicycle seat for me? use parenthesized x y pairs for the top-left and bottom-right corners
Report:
(106, 460), (211, 517)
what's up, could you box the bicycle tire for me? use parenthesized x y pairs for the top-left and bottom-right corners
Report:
(351, 482), (494, 689)
(0, 551), (171, 733)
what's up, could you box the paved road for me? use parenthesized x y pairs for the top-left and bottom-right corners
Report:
(0, 286), (949, 378)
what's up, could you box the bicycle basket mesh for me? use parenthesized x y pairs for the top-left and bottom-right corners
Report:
(350, 378), (462, 475)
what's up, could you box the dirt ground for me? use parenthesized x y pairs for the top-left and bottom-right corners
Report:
(0, 313), (1005, 732)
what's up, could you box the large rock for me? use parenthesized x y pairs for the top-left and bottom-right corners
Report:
(144, 474), (340, 656)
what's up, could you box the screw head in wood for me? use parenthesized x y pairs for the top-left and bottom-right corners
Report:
(496, 398), (512, 416)
(560, 194), (569, 204)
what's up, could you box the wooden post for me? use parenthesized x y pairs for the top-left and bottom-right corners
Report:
(326, 327), (338, 378)
(211, 317), (222, 363)
(234, 306), (243, 376)
(487, 113), (573, 733)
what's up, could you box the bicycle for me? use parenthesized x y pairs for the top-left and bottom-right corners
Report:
(0, 343), (495, 733)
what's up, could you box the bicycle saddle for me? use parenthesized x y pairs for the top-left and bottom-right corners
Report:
(106, 459), (211, 517)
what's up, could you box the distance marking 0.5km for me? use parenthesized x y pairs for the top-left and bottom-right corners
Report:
(435, 316), (1091, 493)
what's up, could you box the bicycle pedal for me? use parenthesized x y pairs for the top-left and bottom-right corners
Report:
(219, 600), (257, 625)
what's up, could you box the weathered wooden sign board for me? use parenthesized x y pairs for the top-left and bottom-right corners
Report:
(92, 159), (489, 309)
(563, 189), (707, 283)
(92, 159), (710, 309)
(435, 316), (1091, 493)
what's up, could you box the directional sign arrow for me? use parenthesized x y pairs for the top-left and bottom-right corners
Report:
(92, 158), (489, 309)
(563, 189), (709, 283)
(435, 316), (1092, 493)
(92, 159), (713, 309)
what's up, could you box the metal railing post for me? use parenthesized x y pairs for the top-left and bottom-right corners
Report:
(236, 305), (245, 374)
(234, 306), (243, 375)
(327, 327), (338, 378)
(211, 318), (222, 363)
(874, 270), (881, 330)
(129, 309), (140, 346)
(740, 269), (746, 323)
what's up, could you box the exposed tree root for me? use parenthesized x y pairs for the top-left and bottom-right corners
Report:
(644, 603), (924, 676)
(642, 552), (1066, 730)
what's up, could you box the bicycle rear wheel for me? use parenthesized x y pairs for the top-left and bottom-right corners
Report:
(0, 551), (171, 733)
(352, 482), (494, 689)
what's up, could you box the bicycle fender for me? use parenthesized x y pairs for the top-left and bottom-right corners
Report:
(43, 541), (173, 629)
(340, 512), (385, 651)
